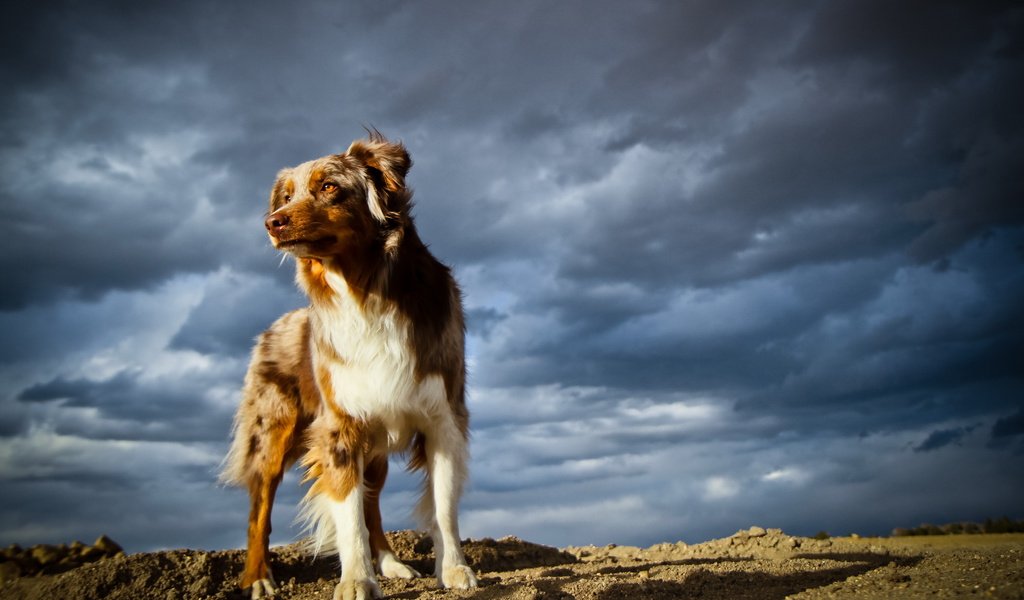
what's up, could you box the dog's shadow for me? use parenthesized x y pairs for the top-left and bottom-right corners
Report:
(262, 533), (580, 588)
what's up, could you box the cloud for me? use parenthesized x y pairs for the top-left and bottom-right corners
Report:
(992, 410), (1024, 439)
(170, 269), (305, 356)
(0, 427), (240, 550)
(17, 368), (235, 443)
(989, 410), (1024, 454)
(0, 126), (267, 309)
(914, 426), (977, 453)
(703, 476), (740, 501)
(908, 134), (1024, 262)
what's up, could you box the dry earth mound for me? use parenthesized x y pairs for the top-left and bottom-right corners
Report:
(1, 528), (1021, 599)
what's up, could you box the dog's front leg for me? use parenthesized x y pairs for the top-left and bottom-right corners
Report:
(304, 413), (381, 600)
(423, 420), (478, 590)
(327, 457), (380, 600)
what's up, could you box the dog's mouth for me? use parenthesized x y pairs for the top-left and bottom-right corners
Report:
(274, 236), (336, 250)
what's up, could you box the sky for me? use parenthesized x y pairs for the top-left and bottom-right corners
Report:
(1, 0), (1023, 553)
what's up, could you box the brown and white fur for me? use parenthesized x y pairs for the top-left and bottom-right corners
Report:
(222, 132), (476, 600)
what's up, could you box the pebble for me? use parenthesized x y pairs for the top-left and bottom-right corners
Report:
(0, 535), (125, 580)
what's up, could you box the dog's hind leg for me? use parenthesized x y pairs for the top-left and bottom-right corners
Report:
(223, 310), (315, 598)
(224, 397), (303, 599)
(240, 417), (299, 598)
(363, 455), (421, 580)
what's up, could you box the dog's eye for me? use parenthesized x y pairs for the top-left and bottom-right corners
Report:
(321, 182), (337, 193)
(283, 194), (292, 203)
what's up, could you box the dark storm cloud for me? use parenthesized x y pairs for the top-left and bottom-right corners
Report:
(170, 271), (304, 356)
(0, 74), (265, 310)
(0, 433), (239, 551)
(0, 1), (368, 309)
(786, 1), (1024, 265)
(17, 369), (234, 443)
(465, 307), (507, 339)
(914, 426), (977, 453)
(990, 410), (1024, 454)
(992, 411), (1024, 440)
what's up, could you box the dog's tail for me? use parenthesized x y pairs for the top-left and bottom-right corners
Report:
(219, 406), (252, 487)
(294, 423), (345, 557)
(295, 489), (339, 557)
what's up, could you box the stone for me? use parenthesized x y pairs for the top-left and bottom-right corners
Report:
(748, 526), (767, 537)
(1, 546), (21, 564)
(94, 535), (123, 555)
(0, 561), (22, 583)
(31, 544), (62, 566)
(80, 546), (105, 563)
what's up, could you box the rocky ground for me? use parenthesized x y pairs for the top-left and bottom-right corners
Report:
(1, 528), (1021, 599)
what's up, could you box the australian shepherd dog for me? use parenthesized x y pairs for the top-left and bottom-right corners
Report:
(222, 132), (477, 600)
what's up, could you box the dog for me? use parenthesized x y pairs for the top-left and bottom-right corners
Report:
(222, 132), (477, 600)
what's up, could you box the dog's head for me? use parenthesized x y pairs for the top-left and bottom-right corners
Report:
(264, 132), (412, 260)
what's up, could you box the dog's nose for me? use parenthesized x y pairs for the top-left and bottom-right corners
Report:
(265, 212), (290, 235)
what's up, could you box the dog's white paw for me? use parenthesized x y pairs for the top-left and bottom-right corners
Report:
(379, 552), (421, 579)
(440, 563), (478, 589)
(333, 577), (382, 600)
(250, 577), (278, 599)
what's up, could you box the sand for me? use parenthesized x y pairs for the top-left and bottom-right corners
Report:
(2, 528), (1022, 599)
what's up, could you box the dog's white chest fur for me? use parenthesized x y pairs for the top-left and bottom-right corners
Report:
(311, 272), (445, 445)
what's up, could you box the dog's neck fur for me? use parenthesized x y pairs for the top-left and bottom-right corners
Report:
(294, 214), (421, 310)
(295, 217), (456, 384)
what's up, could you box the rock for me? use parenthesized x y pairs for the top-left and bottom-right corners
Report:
(31, 544), (62, 566)
(3, 544), (23, 560)
(188, 575), (212, 597)
(748, 526), (767, 537)
(192, 553), (208, 569)
(461, 535), (578, 571)
(94, 535), (123, 555)
(80, 546), (105, 563)
(0, 561), (22, 583)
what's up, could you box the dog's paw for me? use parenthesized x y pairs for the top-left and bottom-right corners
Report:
(379, 552), (421, 579)
(250, 577), (278, 599)
(440, 564), (478, 589)
(333, 577), (382, 600)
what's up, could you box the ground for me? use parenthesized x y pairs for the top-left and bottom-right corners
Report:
(2, 529), (1022, 599)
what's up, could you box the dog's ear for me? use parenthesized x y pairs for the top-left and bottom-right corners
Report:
(346, 132), (412, 223)
(348, 131), (412, 193)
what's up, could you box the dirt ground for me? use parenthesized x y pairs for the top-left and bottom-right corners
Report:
(2, 528), (1021, 600)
